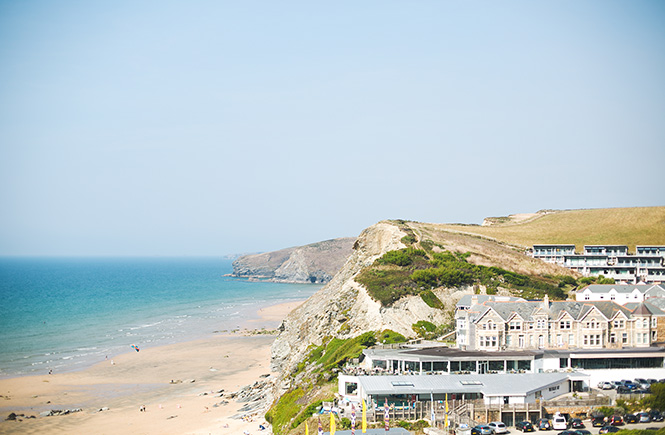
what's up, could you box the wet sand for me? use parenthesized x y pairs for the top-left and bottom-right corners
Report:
(0, 300), (304, 435)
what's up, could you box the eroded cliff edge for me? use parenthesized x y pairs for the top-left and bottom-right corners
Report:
(231, 237), (356, 284)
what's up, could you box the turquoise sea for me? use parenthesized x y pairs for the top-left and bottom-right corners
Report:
(0, 257), (320, 379)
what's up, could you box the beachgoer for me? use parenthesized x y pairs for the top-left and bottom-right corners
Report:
(49, 369), (52, 375)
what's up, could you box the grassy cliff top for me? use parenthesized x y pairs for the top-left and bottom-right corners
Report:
(429, 206), (665, 253)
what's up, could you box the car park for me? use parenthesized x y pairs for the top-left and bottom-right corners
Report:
(570, 418), (585, 429)
(597, 382), (613, 390)
(637, 412), (651, 423)
(623, 414), (638, 424)
(536, 418), (552, 430)
(599, 426), (620, 434)
(474, 425), (494, 435)
(516, 421), (535, 432)
(489, 422), (508, 434)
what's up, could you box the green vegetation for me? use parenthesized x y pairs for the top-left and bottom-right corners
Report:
(265, 388), (305, 432)
(356, 246), (568, 306)
(268, 330), (407, 434)
(420, 289), (444, 309)
(396, 420), (431, 432)
(579, 275), (616, 285)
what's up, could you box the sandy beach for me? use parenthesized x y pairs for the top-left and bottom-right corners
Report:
(0, 300), (304, 435)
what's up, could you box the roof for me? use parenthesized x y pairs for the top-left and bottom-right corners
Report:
(325, 430), (411, 435)
(457, 294), (525, 307)
(466, 300), (632, 323)
(579, 284), (652, 294)
(355, 373), (577, 397)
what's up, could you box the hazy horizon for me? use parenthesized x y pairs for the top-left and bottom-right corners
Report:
(2, 1), (664, 256)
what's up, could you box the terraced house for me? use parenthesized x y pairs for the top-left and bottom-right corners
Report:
(455, 295), (665, 351)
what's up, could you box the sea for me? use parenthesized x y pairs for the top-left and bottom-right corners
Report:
(0, 257), (321, 379)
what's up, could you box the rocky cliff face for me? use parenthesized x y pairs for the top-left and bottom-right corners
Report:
(270, 221), (455, 382)
(231, 237), (356, 283)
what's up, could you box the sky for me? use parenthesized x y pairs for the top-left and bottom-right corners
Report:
(1, 1), (664, 256)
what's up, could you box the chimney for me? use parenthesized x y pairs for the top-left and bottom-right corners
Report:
(471, 295), (478, 305)
(543, 294), (550, 309)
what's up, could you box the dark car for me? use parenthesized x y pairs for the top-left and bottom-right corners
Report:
(624, 414), (638, 424)
(574, 430), (591, 435)
(472, 428), (482, 435)
(516, 421), (535, 432)
(609, 416), (624, 426)
(599, 426), (620, 434)
(649, 410), (663, 422)
(592, 417), (606, 428)
(570, 419), (585, 429)
(558, 431), (577, 435)
(536, 418), (552, 430)
(616, 386), (632, 394)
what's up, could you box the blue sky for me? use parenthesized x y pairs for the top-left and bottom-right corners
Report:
(1, 1), (664, 256)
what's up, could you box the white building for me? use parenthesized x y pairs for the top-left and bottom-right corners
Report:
(338, 372), (582, 406)
(576, 284), (665, 304)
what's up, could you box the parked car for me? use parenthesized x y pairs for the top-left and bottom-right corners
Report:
(489, 422), (508, 434)
(591, 416), (606, 427)
(516, 421), (535, 432)
(536, 418), (552, 430)
(597, 382), (613, 390)
(557, 431), (577, 435)
(570, 418), (585, 429)
(637, 412), (651, 423)
(635, 378), (649, 389)
(616, 386), (632, 394)
(649, 410), (663, 422)
(472, 427), (482, 435)
(610, 381), (623, 389)
(574, 430), (591, 435)
(474, 425), (494, 435)
(599, 426), (620, 434)
(552, 414), (568, 430)
(624, 414), (638, 424)
(609, 415), (624, 426)
(623, 381), (638, 390)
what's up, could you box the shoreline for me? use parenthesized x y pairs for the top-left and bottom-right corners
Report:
(0, 300), (304, 434)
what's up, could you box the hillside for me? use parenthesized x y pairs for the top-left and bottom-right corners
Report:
(231, 237), (356, 283)
(266, 207), (665, 434)
(436, 206), (665, 252)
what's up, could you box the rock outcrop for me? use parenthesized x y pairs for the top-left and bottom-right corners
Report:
(231, 238), (356, 283)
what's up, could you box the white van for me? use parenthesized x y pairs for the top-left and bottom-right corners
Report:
(552, 413), (567, 430)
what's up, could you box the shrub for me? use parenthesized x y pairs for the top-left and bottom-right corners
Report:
(412, 320), (437, 339)
(420, 290), (444, 309)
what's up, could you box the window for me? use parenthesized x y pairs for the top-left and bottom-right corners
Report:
(536, 319), (546, 329)
(557, 334), (563, 345)
(622, 332), (628, 344)
(568, 334), (574, 345)
(585, 294), (590, 300)
(609, 333), (616, 343)
(510, 321), (521, 330)
(506, 335), (512, 346)
(457, 319), (466, 329)
(643, 319), (649, 328)
(614, 319), (625, 328)
(538, 335), (544, 347)
(610, 294), (615, 300)
(519, 335), (525, 348)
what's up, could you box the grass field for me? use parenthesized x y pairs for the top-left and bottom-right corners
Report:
(430, 206), (665, 253)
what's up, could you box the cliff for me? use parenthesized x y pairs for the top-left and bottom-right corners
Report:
(270, 219), (576, 384)
(231, 237), (356, 284)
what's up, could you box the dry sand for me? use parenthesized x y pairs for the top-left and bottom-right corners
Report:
(0, 300), (305, 435)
